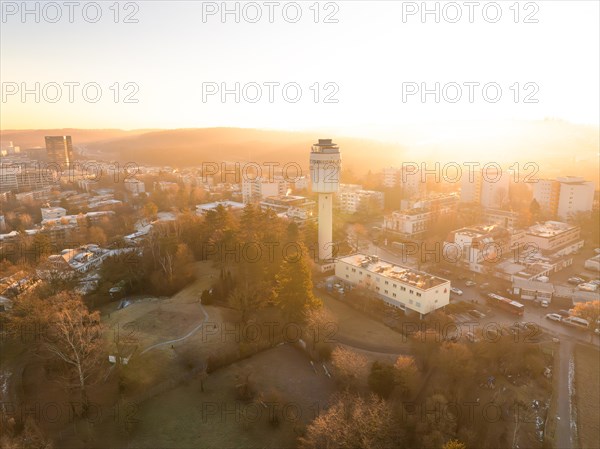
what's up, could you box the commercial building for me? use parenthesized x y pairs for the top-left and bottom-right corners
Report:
(45, 136), (73, 169)
(335, 253), (450, 317)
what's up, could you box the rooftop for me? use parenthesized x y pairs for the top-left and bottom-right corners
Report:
(527, 221), (576, 238)
(338, 253), (448, 290)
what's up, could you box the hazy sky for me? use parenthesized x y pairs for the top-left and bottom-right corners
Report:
(1, 1), (599, 134)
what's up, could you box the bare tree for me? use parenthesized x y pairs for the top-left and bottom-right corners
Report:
(299, 391), (401, 449)
(331, 346), (369, 391)
(42, 294), (104, 410)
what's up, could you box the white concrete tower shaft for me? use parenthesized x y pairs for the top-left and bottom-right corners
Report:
(310, 139), (341, 261)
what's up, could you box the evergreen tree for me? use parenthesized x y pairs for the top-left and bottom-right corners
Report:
(274, 243), (321, 323)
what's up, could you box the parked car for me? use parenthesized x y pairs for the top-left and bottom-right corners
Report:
(479, 283), (490, 290)
(540, 300), (549, 308)
(465, 280), (476, 287)
(594, 248), (600, 254)
(450, 287), (463, 296)
(545, 313), (562, 322)
(568, 277), (584, 285)
(468, 310), (486, 319)
(578, 283), (598, 292)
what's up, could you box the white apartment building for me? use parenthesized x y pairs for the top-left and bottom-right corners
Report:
(335, 254), (450, 317)
(41, 207), (67, 222)
(556, 177), (595, 219)
(444, 225), (512, 273)
(521, 221), (583, 256)
(385, 193), (459, 241)
(533, 176), (595, 219)
(259, 195), (315, 223)
(124, 178), (146, 195)
(382, 167), (401, 188)
(338, 184), (384, 214)
(383, 208), (431, 240)
(242, 176), (287, 204)
(482, 208), (520, 230)
(382, 166), (425, 198)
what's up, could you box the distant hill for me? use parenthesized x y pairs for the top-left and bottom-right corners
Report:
(0, 128), (158, 149)
(2, 122), (598, 184)
(84, 128), (405, 174)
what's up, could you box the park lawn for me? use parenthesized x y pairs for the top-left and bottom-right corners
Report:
(101, 344), (337, 449)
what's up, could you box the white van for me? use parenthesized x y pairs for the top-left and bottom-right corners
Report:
(562, 316), (589, 329)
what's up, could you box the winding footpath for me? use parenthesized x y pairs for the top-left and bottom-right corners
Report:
(139, 302), (209, 355)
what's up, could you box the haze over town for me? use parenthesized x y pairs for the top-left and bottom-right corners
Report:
(1, 2), (599, 449)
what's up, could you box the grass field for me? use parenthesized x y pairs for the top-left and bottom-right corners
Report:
(574, 344), (600, 449)
(320, 293), (410, 354)
(102, 344), (336, 449)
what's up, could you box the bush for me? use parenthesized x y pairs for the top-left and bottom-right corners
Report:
(315, 341), (334, 361)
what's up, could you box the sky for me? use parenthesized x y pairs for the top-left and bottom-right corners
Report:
(1, 1), (599, 136)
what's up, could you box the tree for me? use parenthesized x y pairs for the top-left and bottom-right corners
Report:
(529, 198), (541, 222)
(437, 342), (476, 395)
(227, 285), (267, 323)
(571, 300), (600, 327)
(42, 293), (104, 410)
(87, 226), (107, 247)
(331, 346), (369, 390)
(368, 361), (396, 398)
(394, 355), (419, 397)
(143, 201), (158, 220)
(298, 392), (402, 449)
(274, 244), (321, 323)
(304, 307), (338, 352)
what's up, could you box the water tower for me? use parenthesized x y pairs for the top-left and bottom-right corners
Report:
(310, 139), (341, 261)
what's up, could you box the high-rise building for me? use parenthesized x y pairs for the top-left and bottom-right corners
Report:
(241, 176), (287, 204)
(382, 166), (425, 199)
(460, 167), (509, 209)
(45, 136), (73, 170)
(533, 176), (595, 219)
(310, 139), (341, 261)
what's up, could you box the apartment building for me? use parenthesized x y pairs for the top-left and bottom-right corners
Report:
(335, 253), (450, 317)
(533, 176), (595, 219)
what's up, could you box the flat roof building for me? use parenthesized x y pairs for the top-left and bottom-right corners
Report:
(335, 253), (450, 317)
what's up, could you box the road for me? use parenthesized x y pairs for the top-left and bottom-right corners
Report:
(449, 280), (597, 449)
